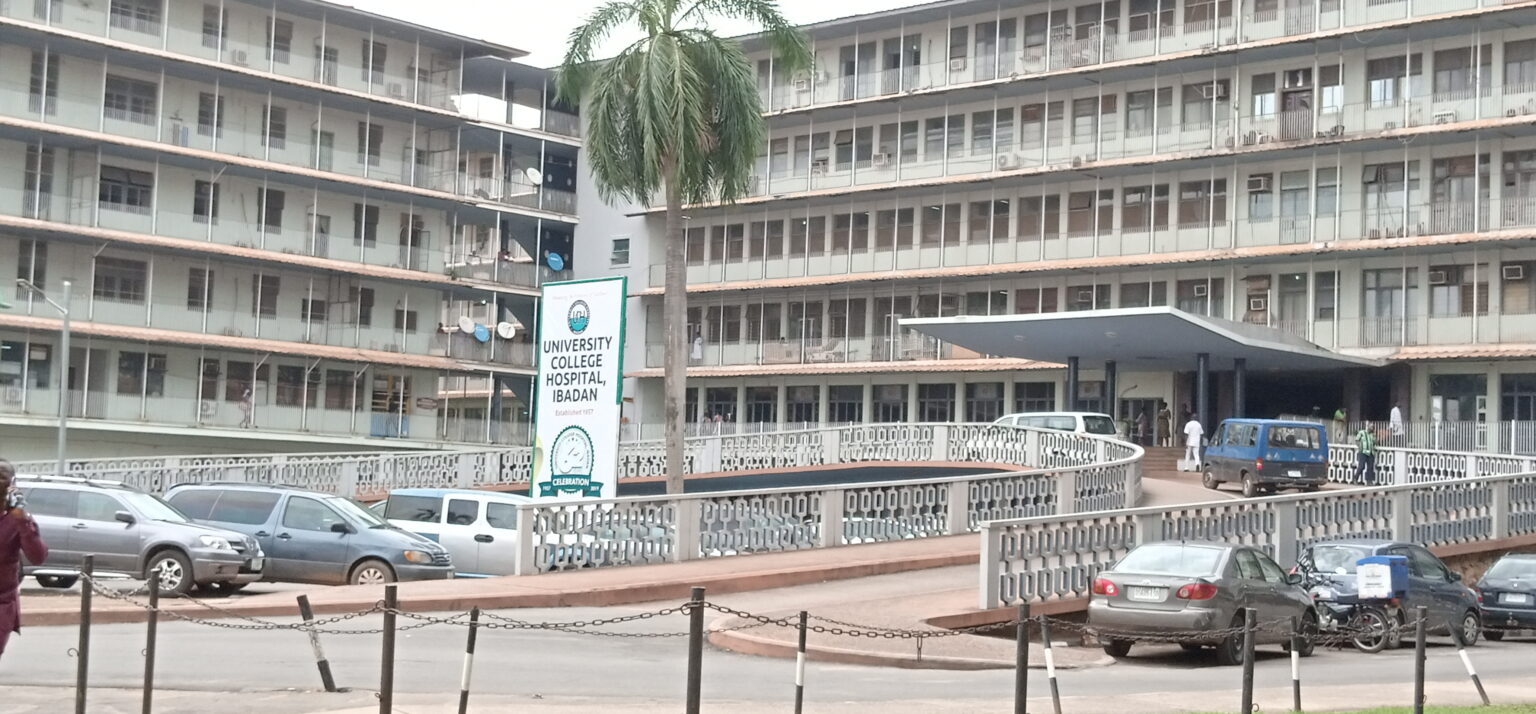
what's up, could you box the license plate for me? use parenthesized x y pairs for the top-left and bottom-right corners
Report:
(1500, 592), (1533, 605)
(1127, 586), (1166, 602)
(1287, 470), (1303, 478)
(247, 558), (264, 571)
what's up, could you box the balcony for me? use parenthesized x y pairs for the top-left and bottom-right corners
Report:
(645, 328), (986, 370)
(432, 330), (536, 370)
(754, 0), (1511, 116)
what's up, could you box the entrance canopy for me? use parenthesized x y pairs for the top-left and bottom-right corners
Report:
(903, 307), (1381, 371)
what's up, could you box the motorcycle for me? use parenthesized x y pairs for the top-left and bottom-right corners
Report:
(1305, 574), (1400, 653)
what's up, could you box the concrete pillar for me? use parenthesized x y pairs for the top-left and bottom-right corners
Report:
(1066, 356), (1081, 411)
(1196, 352), (1210, 432)
(1104, 360), (1118, 419)
(1233, 357), (1247, 419)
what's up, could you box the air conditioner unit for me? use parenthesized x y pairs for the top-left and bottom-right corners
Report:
(1256, 132), (1272, 144)
(1071, 156), (1084, 168)
(1198, 82), (1228, 100)
(230, 49), (249, 66)
(1193, 283), (1209, 297)
(1433, 110), (1457, 125)
(871, 152), (891, 168)
(1249, 297), (1268, 312)
(220, 327), (243, 337)
(1330, 124), (1345, 138)
(949, 58), (968, 72)
(199, 400), (218, 417)
(387, 83), (405, 99)
(1076, 289), (1095, 303)
(810, 158), (829, 176)
(1428, 269), (1448, 285)
(997, 153), (1015, 170)
(793, 78), (811, 92)
(1504, 264), (1527, 281)
(1242, 130), (1258, 146)
(1247, 175), (1272, 192)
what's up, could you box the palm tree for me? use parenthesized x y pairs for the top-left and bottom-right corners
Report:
(557, 0), (810, 494)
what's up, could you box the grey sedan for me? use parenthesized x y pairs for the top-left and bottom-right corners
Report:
(1087, 540), (1317, 665)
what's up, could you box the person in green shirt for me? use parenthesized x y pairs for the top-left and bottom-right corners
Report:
(1355, 426), (1378, 485)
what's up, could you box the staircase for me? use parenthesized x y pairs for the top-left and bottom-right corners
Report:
(1139, 446), (1188, 480)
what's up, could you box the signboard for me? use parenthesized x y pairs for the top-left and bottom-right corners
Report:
(533, 276), (626, 499)
(415, 397), (439, 411)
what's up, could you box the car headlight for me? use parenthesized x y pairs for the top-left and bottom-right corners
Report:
(198, 535), (233, 550)
(403, 549), (433, 564)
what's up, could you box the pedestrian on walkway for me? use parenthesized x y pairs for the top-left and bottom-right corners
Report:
(1389, 402), (1405, 445)
(1183, 417), (1204, 469)
(0, 461), (48, 659)
(1156, 404), (1172, 447)
(1333, 406), (1348, 442)
(1355, 426), (1378, 485)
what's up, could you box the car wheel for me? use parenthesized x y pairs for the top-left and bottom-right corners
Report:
(196, 581), (249, 597)
(1101, 638), (1132, 658)
(1241, 472), (1260, 499)
(1214, 627), (1245, 666)
(36, 575), (78, 589)
(1458, 611), (1481, 647)
(349, 559), (396, 586)
(1386, 611), (1405, 650)
(147, 551), (195, 597)
(1291, 611), (1319, 658)
(1202, 469), (1219, 490)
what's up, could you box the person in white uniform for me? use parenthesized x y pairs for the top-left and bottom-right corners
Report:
(1183, 417), (1205, 468)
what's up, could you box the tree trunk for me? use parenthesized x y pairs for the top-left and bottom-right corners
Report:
(662, 162), (688, 494)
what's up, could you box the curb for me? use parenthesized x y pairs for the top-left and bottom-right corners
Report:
(24, 546), (979, 627)
(706, 615), (1113, 671)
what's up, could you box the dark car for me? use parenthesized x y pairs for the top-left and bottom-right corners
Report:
(1203, 419), (1329, 497)
(1477, 553), (1536, 640)
(1297, 539), (1482, 646)
(1087, 540), (1316, 665)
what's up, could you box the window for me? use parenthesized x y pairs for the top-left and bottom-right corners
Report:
(1315, 168), (1339, 216)
(1367, 54), (1421, 107)
(394, 308), (419, 331)
(1428, 264), (1488, 317)
(1018, 195), (1061, 240)
(610, 237), (631, 267)
(352, 203), (379, 245)
(99, 166), (153, 213)
(1319, 64), (1344, 113)
(1248, 173), (1274, 220)
(1176, 278), (1224, 316)
(197, 92), (223, 136)
(786, 386), (818, 424)
(325, 369), (358, 410)
(200, 358), (220, 401)
(263, 105), (287, 148)
(109, 0), (161, 33)
(21, 487), (74, 518)
(266, 18), (292, 63)
(1125, 88), (1171, 137)
(276, 365), (319, 407)
(873, 384), (909, 423)
(92, 257), (147, 302)
(76, 492), (125, 523)
(252, 275), (280, 317)
(1119, 281), (1168, 308)
(17, 239), (47, 293)
(1182, 80), (1229, 126)
(1178, 179), (1228, 227)
(29, 51), (58, 115)
(1315, 271), (1337, 320)
(745, 386), (776, 424)
(224, 361), (269, 402)
(1068, 284), (1110, 311)
(1015, 382), (1056, 412)
(1508, 40), (1536, 92)
(965, 382), (1004, 422)
(362, 40), (387, 83)
(116, 351), (166, 396)
(446, 499), (479, 526)
(827, 385), (863, 423)
(352, 286), (375, 326)
(187, 267), (212, 310)
(1433, 45), (1491, 99)
(1015, 287), (1058, 314)
(193, 180), (219, 223)
(258, 188), (285, 232)
(207, 490), (281, 525)
(282, 496), (344, 532)
(103, 75), (157, 124)
(1250, 72), (1276, 117)
(357, 122), (382, 165)
(200, 4), (225, 49)
(301, 298), (328, 323)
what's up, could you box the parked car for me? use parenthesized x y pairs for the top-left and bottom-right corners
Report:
(166, 483), (453, 585)
(16, 475), (263, 596)
(373, 488), (531, 577)
(1087, 540), (1316, 665)
(1476, 553), (1536, 640)
(1202, 419), (1329, 497)
(994, 411), (1119, 437)
(1295, 539), (1481, 646)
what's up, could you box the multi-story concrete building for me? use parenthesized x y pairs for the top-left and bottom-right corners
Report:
(582, 0), (1536, 448)
(0, 0), (579, 458)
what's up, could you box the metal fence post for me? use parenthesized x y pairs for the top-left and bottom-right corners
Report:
(142, 569), (160, 714)
(458, 607), (480, 714)
(1289, 615), (1302, 713)
(296, 594), (339, 692)
(1241, 607), (1256, 714)
(686, 586), (705, 714)
(75, 554), (94, 714)
(1014, 603), (1029, 714)
(1414, 606), (1428, 714)
(794, 611), (808, 714)
(379, 584), (398, 714)
(1450, 621), (1491, 706)
(1039, 614), (1063, 714)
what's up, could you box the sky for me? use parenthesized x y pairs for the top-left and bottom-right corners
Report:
(347, 0), (898, 67)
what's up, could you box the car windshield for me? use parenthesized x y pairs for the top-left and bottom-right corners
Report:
(1114, 543), (1224, 576)
(1308, 544), (1374, 574)
(1485, 558), (1536, 580)
(1268, 426), (1321, 449)
(118, 490), (189, 523)
(1083, 416), (1118, 435)
(326, 496), (390, 528)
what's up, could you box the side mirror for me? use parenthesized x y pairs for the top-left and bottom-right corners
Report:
(1286, 572), (1304, 586)
(1449, 571), (1463, 583)
(330, 522), (354, 534)
(114, 511), (136, 525)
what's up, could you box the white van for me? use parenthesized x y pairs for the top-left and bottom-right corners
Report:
(373, 488), (532, 577)
(994, 411), (1120, 438)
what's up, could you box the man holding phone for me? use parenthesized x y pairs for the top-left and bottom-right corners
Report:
(0, 460), (48, 658)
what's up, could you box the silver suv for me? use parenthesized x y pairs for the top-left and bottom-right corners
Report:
(17, 476), (265, 596)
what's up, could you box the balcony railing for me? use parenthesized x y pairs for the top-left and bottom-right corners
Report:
(432, 330), (536, 369)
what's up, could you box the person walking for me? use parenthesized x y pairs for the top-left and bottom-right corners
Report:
(1183, 416), (1205, 469)
(1389, 402), (1405, 446)
(1156, 404), (1172, 447)
(1332, 406), (1348, 442)
(0, 461), (48, 659)
(1355, 426), (1378, 486)
(1135, 410), (1150, 446)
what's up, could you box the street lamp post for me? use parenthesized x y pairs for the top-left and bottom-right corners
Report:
(15, 278), (71, 476)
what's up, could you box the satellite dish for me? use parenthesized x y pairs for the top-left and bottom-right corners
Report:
(472, 323), (492, 343)
(456, 315), (476, 334)
(496, 322), (517, 340)
(546, 252), (565, 271)
(524, 167), (543, 186)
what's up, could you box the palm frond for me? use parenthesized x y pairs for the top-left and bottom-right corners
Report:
(554, 0), (640, 105)
(677, 0), (811, 75)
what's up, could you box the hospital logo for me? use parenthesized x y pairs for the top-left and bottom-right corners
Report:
(567, 300), (591, 334)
